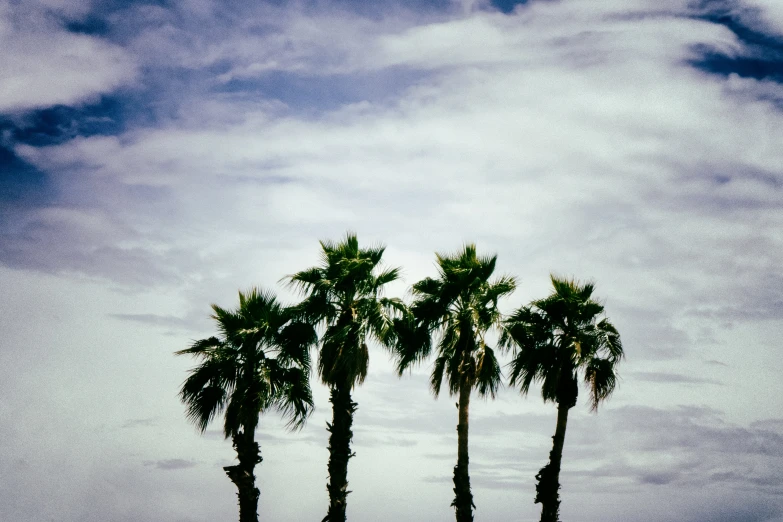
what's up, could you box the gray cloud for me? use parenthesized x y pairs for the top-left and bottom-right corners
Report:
(610, 405), (783, 457)
(631, 371), (723, 385)
(638, 470), (680, 485)
(0, 220), (180, 286)
(110, 313), (193, 329)
(146, 459), (198, 470)
(121, 417), (159, 428)
(682, 503), (782, 522)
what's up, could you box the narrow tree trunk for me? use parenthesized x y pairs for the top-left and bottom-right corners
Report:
(535, 403), (570, 522)
(452, 380), (475, 522)
(323, 385), (357, 522)
(224, 428), (262, 522)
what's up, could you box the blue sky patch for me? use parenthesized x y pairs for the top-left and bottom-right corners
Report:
(2, 98), (124, 148)
(65, 16), (111, 37)
(689, 7), (783, 84)
(0, 145), (55, 206)
(489, 0), (528, 14)
(0, 96), (133, 208)
(690, 45), (783, 81)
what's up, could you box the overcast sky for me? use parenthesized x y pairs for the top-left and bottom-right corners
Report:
(1, 0), (782, 521)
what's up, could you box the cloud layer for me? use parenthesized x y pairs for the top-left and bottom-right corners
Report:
(2, 0), (783, 521)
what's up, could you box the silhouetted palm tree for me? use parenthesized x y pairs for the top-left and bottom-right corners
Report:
(501, 276), (623, 522)
(287, 233), (402, 522)
(176, 288), (316, 522)
(393, 244), (516, 522)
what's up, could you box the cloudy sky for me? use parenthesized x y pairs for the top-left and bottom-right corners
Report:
(1, 0), (782, 520)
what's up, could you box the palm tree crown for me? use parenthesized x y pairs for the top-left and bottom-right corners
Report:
(396, 244), (516, 397)
(503, 276), (623, 410)
(177, 288), (315, 434)
(287, 233), (403, 388)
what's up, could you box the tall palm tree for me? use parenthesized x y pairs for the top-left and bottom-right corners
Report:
(287, 233), (402, 522)
(176, 288), (316, 522)
(501, 276), (623, 522)
(393, 244), (516, 522)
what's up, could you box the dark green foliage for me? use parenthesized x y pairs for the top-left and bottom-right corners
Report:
(395, 244), (516, 395)
(287, 232), (402, 522)
(392, 244), (516, 522)
(502, 276), (623, 522)
(176, 288), (316, 522)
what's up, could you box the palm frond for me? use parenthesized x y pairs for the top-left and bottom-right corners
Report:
(475, 345), (502, 399)
(285, 267), (328, 295)
(391, 313), (432, 375)
(411, 276), (440, 295)
(271, 366), (314, 431)
(276, 320), (317, 366)
(373, 267), (400, 291)
(446, 342), (466, 396)
(175, 336), (222, 357)
(596, 318), (624, 361)
(430, 354), (449, 397)
(584, 356), (618, 411)
(222, 386), (246, 438)
(183, 385), (227, 433)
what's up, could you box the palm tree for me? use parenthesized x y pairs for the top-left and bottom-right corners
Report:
(501, 276), (623, 522)
(287, 233), (402, 522)
(176, 288), (316, 522)
(393, 244), (516, 522)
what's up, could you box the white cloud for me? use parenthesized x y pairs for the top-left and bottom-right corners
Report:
(739, 0), (783, 35)
(0, 2), (136, 113)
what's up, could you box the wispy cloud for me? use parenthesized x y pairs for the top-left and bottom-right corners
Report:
(110, 313), (193, 329)
(144, 458), (198, 470)
(631, 371), (723, 385)
(0, 1), (137, 113)
(121, 417), (159, 428)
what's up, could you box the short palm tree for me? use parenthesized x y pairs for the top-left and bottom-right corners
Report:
(393, 244), (516, 522)
(176, 288), (316, 522)
(287, 233), (402, 522)
(501, 276), (623, 522)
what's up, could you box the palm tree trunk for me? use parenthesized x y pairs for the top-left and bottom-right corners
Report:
(324, 384), (357, 522)
(452, 379), (475, 522)
(535, 366), (578, 522)
(535, 403), (570, 522)
(224, 428), (262, 522)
